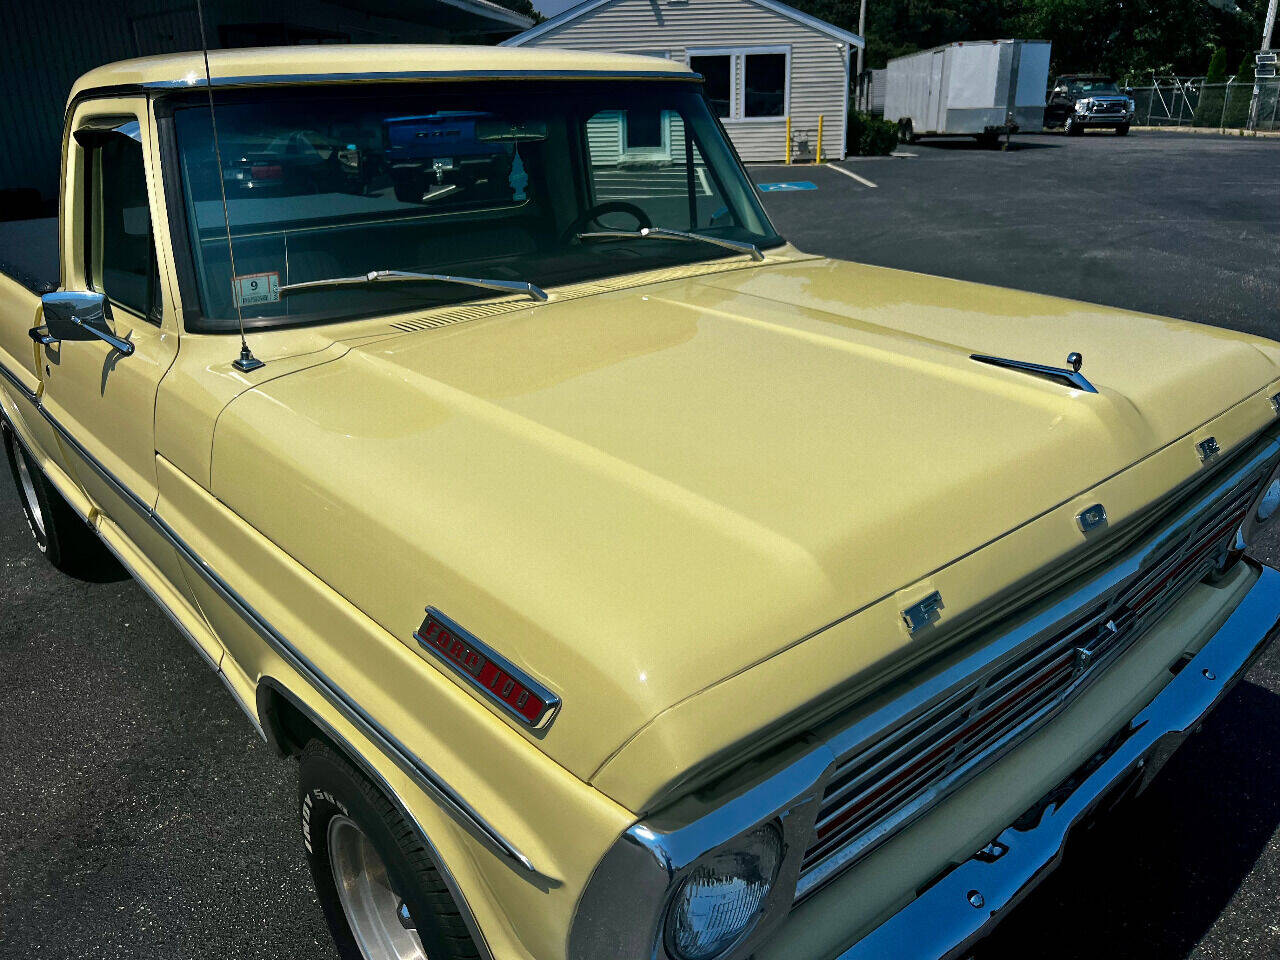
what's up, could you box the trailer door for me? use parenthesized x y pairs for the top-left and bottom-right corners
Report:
(929, 50), (946, 132)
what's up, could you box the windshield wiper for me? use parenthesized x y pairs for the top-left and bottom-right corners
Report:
(278, 269), (548, 302)
(576, 227), (765, 262)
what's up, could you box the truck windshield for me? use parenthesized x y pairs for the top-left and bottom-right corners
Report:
(1065, 79), (1121, 96)
(168, 82), (781, 332)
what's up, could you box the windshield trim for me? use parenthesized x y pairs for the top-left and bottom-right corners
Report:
(153, 83), (785, 336)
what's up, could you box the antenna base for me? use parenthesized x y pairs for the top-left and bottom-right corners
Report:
(232, 343), (265, 373)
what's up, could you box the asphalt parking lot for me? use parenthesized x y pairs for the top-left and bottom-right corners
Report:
(4, 130), (1280, 960)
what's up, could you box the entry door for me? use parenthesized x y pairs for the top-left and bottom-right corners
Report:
(39, 99), (216, 660)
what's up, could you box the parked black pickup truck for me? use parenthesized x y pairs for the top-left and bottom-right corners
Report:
(1046, 75), (1136, 135)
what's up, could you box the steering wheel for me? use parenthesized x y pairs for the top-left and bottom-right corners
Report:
(560, 201), (652, 245)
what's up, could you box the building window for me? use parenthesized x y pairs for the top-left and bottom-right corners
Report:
(690, 55), (732, 118)
(625, 109), (666, 151)
(687, 48), (789, 121)
(743, 53), (786, 117)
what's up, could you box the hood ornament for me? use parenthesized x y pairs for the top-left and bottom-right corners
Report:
(969, 350), (1097, 394)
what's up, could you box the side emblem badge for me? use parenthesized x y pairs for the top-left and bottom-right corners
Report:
(1196, 436), (1221, 464)
(1077, 503), (1108, 533)
(414, 608), (560, 728)
(902, 591), (944, 634)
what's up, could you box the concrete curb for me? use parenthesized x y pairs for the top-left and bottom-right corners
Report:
(1131, 125), (1280, 139)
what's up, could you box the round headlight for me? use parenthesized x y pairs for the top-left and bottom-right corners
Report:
(664, 825), (783, 960)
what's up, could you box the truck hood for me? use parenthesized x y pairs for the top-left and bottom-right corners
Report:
(211, 257), (1280, 788)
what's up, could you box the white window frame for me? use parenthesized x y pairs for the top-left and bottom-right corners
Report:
(619, 111), (672, 160)
(686, 45), (791, 123)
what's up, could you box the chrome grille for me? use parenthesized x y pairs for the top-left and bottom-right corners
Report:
(797, 466), (1264, 899)
(1091, 99), (1127, 114)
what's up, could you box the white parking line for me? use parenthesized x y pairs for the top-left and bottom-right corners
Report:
(828, 164), (878, 188)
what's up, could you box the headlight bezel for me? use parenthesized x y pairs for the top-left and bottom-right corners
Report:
(662, 822), (785, 960)
(1212, 442), (1280, 579)
(568, 748), (828, 960)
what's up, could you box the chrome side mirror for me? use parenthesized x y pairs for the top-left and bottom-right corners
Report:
(34, 291), (134, 356)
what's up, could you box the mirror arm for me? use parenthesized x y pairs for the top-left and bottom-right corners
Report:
(28, 326), (57, 346)
(70, 314), (135, 356)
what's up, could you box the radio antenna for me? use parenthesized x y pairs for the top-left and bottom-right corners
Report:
(195, 0), (263, 372)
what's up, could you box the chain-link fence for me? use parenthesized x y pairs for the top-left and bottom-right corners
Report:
(1129, 78), (1280, 131)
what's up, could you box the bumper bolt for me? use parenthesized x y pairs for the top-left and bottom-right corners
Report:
(967, 890), (985, 909)
(1202, 668), (1216, 681)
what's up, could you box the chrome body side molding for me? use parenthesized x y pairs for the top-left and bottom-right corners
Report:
(0, 360), (538, 876)
(0, 358), (39, 404)
(833, 560), (1280, 960)
(970, 352), (1098, 393)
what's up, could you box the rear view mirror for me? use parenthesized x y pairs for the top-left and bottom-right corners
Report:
(475, 119), (548, 142)
(38, 291), (134, 356)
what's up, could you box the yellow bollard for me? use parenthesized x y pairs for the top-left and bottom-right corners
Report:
(785, 116), (791, 164)
(817, 114), (824, 163)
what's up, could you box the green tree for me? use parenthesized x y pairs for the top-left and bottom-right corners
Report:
(1205, 46), (1229, 81)
(1196, 46), (1230, 125)
(786, 0), (1269, 77)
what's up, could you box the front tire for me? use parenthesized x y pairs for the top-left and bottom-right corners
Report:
(300, 740), (481, 960)
(1115, 123), (1130, 136)
(1065, 115), (1082, 136)
(2, 422), (114, 577)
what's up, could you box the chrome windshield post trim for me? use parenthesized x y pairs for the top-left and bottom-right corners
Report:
(22, 392), (539, 877)
(831, 560), (1280, 960)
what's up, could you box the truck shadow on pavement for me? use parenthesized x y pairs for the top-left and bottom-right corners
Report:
(978, 674), (1280, 959)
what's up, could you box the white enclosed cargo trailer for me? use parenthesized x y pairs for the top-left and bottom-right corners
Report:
(884, 39), (1052, 146)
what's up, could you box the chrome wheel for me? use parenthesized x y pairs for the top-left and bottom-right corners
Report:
(327, 815), (428, 960)
(14, 446), (46, 544)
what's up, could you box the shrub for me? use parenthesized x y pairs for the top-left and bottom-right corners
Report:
(845, 111), (898, 156)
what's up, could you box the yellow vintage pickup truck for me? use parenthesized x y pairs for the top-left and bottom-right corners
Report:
(3, 45), (1280, 960)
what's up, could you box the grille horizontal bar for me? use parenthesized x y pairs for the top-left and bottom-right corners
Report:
(797, 465), (1265, 898)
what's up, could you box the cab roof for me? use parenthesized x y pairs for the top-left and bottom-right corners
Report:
(70, 45), (697, 103)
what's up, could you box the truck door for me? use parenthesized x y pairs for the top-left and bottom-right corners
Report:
(38, 98), (223, 667)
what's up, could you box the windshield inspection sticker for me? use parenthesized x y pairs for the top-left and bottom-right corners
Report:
(758, 181), (817, 192)
(233, 271), (280, 307)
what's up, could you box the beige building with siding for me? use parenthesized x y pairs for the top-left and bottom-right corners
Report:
(501, 0), (863, 162)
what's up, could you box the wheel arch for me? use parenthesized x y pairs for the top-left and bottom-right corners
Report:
(256, 676), (496, 960)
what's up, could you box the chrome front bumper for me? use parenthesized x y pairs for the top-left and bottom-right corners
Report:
(836, 560), (1280, 960)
